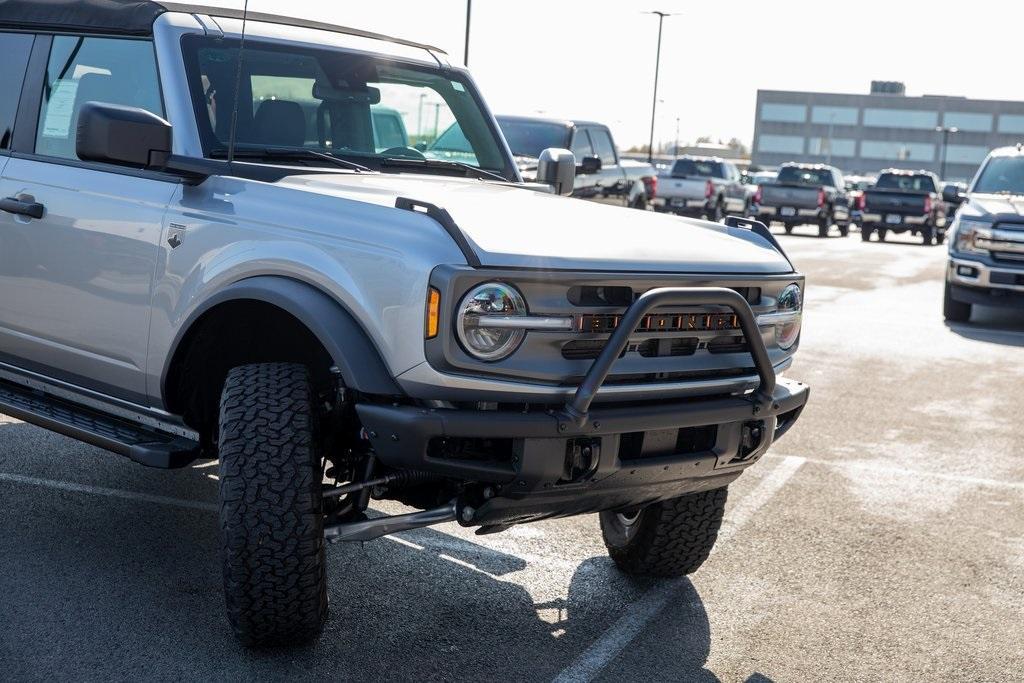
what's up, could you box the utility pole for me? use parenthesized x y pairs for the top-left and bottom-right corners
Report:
(935, 125), (959, 180)
(675, 116), (680, 158)
(644, 11), (675, 165)
(464, 0), (472, 66)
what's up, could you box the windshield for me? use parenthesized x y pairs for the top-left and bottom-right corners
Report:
(494, 118), (569, 158)
(670, 159), (724, 178)
(777, 167), (832, 186)
(875, 173), (937, 193)
(182, 36), (511, 175)
(972, 156), (1024, 195)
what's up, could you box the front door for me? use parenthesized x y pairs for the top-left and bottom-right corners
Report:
(0, 34), (175, 403)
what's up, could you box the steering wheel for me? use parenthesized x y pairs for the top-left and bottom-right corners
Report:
(380, 146), (426, 160)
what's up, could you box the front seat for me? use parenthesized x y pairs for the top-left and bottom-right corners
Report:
(253, 100), (306, 147)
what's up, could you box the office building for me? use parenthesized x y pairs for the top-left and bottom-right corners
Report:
(751, 82), (1024, 181)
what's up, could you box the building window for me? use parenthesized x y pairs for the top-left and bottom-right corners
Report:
(942, 112), (992, 133)
(758, 135), (804, 154)
(997, 114), (1024, 134)
(808, 137), (856, 157)
(760, 103), (807, 123)
(944, 145), (990, 164)
(811, 106), (858, 126)
(860, 140), (935, 161)
(863, 108), (938, 130)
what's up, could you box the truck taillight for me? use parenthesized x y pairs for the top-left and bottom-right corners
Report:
(705, 180), (714, 199)
(644, 175), (658, 199)
(923, 195), (932, 214)
(816, 189), (826, 208)
(753, 185), (763, 204)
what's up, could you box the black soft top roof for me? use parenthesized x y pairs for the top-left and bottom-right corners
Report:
(0, 0), (446, 52)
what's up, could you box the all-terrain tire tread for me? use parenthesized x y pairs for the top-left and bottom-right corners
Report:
(601, 487), (728, 578)
(217, 362), (327, 647)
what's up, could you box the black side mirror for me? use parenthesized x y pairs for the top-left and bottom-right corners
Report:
(76, 102), (172, 169)
(941, 186), (965, 204)
(577, 155), (602, 175)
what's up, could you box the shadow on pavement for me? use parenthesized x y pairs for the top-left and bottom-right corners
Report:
(0, 429), (717, 681)
(945, 306), (1024, 347)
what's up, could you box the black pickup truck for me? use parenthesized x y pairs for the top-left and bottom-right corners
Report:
(753, 163), (851, 237)
(859, 170), (948, 245)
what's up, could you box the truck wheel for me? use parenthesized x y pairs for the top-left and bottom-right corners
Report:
(877, 228), (888, 242)
(818, 210), (833, 238)
(218, 362), (328, 647)
(922, 225), (936, 245)
(600, 487), (728, 577)
(861, 226), (872, 241)
(784, 224), (793, 234)
(709, 199), (724, 222)
(839, 222), (850, 237)
(630, 194), (648, 211)
(943, 281), (972, 323)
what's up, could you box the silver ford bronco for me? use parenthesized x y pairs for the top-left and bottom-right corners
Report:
(0, 0), (808, 646)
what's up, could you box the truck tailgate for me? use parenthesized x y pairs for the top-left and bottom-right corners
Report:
(658, 177), (709, 200)
(760, 184), (820, 209)
(864, 190), (927, 215)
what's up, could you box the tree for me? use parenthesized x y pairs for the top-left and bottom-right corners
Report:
(727, 137), (750, 156)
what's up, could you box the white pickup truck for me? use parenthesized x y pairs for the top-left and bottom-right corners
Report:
(0, 0), (809, 648)
(654, 155), (749, 221)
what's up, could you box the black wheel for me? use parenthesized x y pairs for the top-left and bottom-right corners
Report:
(839, 222), (850, 237)
(784, 224), (794, 234)
(218, 362), (328, 647)
(922, 225), (936, 245)
(943, 281), (972, 323)
(600, 487), (728, 577)
(861, 226), (872, 242)
(709, 199), (724, 222)
(818, 210), (833, 238)
(630, 194), (649, 211)
(878, 228), (888, 242)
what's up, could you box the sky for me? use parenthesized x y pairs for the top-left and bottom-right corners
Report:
(198, 0), (1024, 149)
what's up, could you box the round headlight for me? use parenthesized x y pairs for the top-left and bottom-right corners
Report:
(456, 282), (528, 361)
(775, 283), (802, 350)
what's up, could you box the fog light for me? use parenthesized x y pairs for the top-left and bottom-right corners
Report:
(956, 265), (979, 278)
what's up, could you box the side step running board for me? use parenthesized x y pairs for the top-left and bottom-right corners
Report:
(0, 377), (199, 468)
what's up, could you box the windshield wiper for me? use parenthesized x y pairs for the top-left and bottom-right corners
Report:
(211, 147), (372, 173)
(380, 157), (508, 182)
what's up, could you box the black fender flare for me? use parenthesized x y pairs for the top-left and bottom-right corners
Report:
(162, 276), (401, 400)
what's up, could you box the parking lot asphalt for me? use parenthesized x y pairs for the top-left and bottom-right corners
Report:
(1, 224), (1022, 682)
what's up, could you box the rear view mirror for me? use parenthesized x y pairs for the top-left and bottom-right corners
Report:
(536, 147), (576, 196)
(76, 102), (172, 169)
(942, 185), (965, 204)
(578, 155), (602, 175)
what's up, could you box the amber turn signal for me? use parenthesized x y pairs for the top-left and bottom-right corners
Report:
(425, 287), (441, 339)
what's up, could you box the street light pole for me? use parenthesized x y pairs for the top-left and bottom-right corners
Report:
(464, 0), (472, 66)
(935, 125), (959, 180)
(645, 11), (674, 165)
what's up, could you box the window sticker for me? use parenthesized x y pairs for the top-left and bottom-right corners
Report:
(41, 79), (78, 138)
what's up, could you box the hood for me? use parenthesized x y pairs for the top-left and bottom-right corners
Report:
(278, 173), (793, 274)
(968, 194), (1024, 222)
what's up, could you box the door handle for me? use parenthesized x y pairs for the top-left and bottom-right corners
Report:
(0, 197), (45, 220)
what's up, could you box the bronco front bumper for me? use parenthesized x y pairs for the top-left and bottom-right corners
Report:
(356, 286), (809, 527)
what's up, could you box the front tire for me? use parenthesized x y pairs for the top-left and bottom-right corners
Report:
(943, 281), (972, 323)
(218, 362), (328, 647)
(600, 487), (728, 577)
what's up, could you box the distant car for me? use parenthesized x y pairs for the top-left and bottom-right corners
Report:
(860, 170), (948, 245)
(654, 156), (749, 220)
(753, 163), (852, 237)
(495, 115), (656, 209)
(370, 105), (409, 152)
(945, 147), (1024, 321)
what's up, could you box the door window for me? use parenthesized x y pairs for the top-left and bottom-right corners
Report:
(588, 128), (617, 167)
(35, 36), (164, 160)
(571, 129), (593, 160)
(0, 32), (33, 150)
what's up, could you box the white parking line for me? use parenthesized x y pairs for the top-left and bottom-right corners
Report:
(551, 455), (806, 683)
(0, 472), (217, 512)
